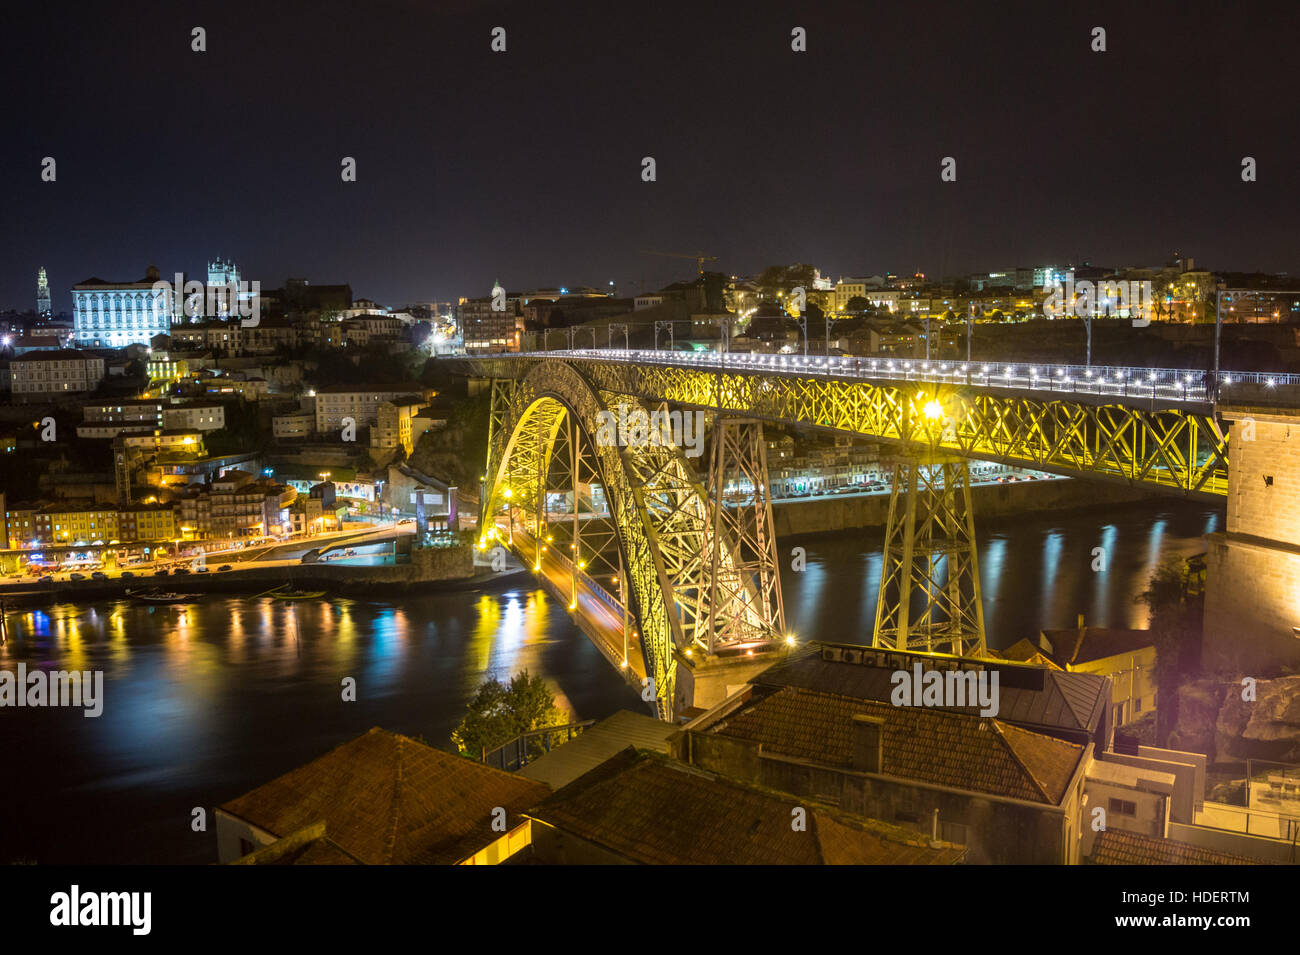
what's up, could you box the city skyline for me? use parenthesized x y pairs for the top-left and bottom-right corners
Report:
(3, 0), (1297, 312)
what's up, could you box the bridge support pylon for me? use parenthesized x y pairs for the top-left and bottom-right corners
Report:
(872, 453), (986, 656)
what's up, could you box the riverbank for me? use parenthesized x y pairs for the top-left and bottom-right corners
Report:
(0, 543), (507, 605)
(772, 475), (1168, 537)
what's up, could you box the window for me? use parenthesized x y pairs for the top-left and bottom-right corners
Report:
(1109, 798), (1137, 817)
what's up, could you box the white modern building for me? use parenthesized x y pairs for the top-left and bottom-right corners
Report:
(73, 264), (174, 347)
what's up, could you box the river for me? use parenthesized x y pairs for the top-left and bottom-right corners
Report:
(0, 497), (1220, 863)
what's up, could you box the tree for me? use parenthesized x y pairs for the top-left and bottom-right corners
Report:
(845, 296), (870, 314)
(1136, 555), (1203, 746)
(450, 670), (567, 760)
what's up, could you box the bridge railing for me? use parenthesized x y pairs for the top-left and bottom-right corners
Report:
(518, 348), (1300, 404)
(546, 546), (625, 617)
(508, 526), (627, 617)
(481, 719), (598, 772)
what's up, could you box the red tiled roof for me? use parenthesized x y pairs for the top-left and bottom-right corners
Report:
(1091, 828), (1267, 865)
(219, 727), (550, 865)
(713, 687), (1085, 804)
(527, 748), (965, 865)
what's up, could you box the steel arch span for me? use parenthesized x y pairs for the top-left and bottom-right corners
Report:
(479, 359), (784, 719)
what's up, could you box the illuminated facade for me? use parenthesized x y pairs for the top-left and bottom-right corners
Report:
(73, 265), (174, 346)
(37, 266), (51, 318)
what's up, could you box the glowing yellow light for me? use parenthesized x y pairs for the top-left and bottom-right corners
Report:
(923, 399), (943, 420)
(568, 600), (576, 610)
(502, 487), (513, 499)
(785, 634), (797, 646)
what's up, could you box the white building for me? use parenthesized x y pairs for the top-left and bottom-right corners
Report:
(73, 265), (175, 347)
(314, 385), (434, 433)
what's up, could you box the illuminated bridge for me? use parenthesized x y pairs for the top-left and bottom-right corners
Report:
(460, 348), (1298, 718)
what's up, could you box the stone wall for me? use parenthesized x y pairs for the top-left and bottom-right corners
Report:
(771, 476), (1162, 538)
(1203, 407), (1300, 674)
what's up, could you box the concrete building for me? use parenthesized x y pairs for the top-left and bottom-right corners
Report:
(370, 398), (431, 456)
(1000, 619), (1158, 728)
(72, 265), (175, 347)
(834, 277), (871, 314)
(458, 284), (522, 353)
(10, 349), (106, 402)
(177, 469), (295, 539)
(272, 412), (315, 440)
(77, 400), (225, 438)
(676, 642), (1259, 864)
(314, 384), (434, 433)
(4, 502), (178, 548)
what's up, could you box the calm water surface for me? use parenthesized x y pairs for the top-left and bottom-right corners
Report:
(0, 498), (1220, 863)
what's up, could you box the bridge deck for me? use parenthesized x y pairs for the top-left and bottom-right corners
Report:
(502, 526), (647, 688)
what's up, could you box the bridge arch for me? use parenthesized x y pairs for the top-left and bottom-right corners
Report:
(481, 360), (774, 718)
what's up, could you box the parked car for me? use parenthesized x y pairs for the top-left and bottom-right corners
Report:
(218, 564), (232, 572)
(196, 567), (210, 573)
(121, 571), (136, 579)
(155, 569), (170, 577)
(69, 573), (86, 581)
(39, 575), (53, 584)
(91, 571), (108, 581)
(173, 568), (191, 576)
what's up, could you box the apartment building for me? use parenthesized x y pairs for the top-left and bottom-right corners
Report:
(10, 349), (107, 403)
(4, 502), (178, 547)
(314, 384), (434, 433)
(177, 469), (295, 539)
(370, 398), (431, 455)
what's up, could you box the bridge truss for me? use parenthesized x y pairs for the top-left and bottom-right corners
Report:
(478, 360), (785, 719)
(470, 353), (1233, 720)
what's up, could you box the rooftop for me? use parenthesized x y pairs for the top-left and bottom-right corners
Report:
(710, 686), (1086, 805)
(1090, 828), (1266, 865)
(220, 727), (550, 865)
(752, 642), (1110, 743)
(527, 748), (966, 865)
(519, 710), (679, 791)
(1034, 626), (1155, 667)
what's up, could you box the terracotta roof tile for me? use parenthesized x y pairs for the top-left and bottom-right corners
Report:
(219, 727), (550, 865)
(527, 749), (965, 865)
(1091, 829), (1267, 865)
(713, 687), (1085, 804)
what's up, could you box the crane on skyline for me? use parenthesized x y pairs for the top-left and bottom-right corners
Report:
(641, 249), (718, 276)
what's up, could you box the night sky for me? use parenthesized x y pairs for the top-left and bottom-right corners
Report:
(3, 0), (1296, 312)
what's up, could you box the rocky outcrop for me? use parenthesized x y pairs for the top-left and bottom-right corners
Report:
(1170, 676), (1300, 765)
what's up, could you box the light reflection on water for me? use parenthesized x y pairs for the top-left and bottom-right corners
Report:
(0, 500), (1221, 863)
(781, 500), (1220, 649)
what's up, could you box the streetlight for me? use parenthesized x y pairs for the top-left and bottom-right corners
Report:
(654, 320), (674, 352)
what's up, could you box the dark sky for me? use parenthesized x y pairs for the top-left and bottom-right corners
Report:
(3, 0), (1296, 312)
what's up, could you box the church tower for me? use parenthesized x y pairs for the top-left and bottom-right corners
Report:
(37, 266), (51, 318)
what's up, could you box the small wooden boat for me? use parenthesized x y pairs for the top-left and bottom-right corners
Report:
(128, 589), (201, 604)
(262, 584), (327, 601)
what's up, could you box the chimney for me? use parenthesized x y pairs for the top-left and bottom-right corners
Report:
(851, 714), (885, 773)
